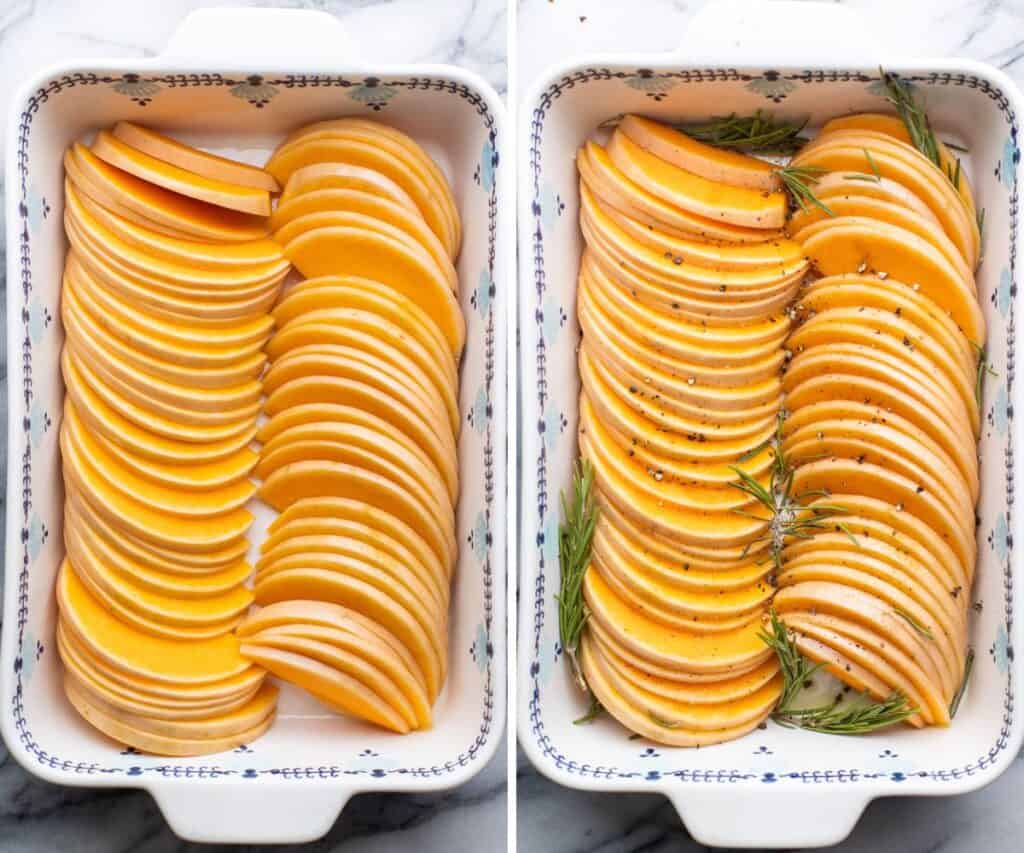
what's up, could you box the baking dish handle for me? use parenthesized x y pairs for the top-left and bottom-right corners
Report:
(160, 7), (359, 66)
(150, 782), (350, 844)
(676, 0), (888, 67)
(669, 787), (870, 848)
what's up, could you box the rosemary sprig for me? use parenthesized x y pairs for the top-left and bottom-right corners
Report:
(775, 166), (834, 217)
(977, 207), (986, 240)
(556, 458), (599, 693)
(678, 111), (809, 154)
(971, 342), (998, 407)
(892, 607), (935, 641)
(760, 611), (918, 734)
(729, 414), (851, 571)
(573, 693), (603, 725)
(949, 647), (975, 719)
(863, 148), (882, 181)
(880, 67), (941, 168)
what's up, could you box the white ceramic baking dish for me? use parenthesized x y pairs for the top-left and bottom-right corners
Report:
(0, 7), (508, 845)
(517, 1), (1024, 847)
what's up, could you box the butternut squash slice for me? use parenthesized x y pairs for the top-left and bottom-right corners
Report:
(585, 632), (782, 731)
(271, 189), (452, 280)
(263, 377), (456, 499)
(579, 638), (775, 747)
(65, 253), (274, 346)
(64, 676), (274, 755)
(799, 219), (983, 342)
(782, 349), (978, 491)
(248, 624), (431, 729)
(812, 171), (941, 223)
(63, 403), (255, 517)
(606, 129), (787, 229)
(273, 276), (456, 377)
(266, 318), (458, 432)
(252, 568), (441, 701)
(91, 130), (271, 216)
(62, 350), (257, 464)
(591, 630), (780, 704)
(61, 428), (253, 553)
(57, 561), (251, 684)
(791, 139), (977, 270)
(67, 145), (269, 241)
(256, 421), (451, 521)
(279, 161), (420, 210)
(618, 114), (780, 191)
(242, 633), (420, 729)
(66, 186), (287, 287)
(272, 119), (459, 255)
(257, 533), (445, 609)
(779, 611), (942, 726)
(68, 507), (252, 597)
(69, 182), (283, 269)
(284, 226), (464, 356)
(791, 459), (976, 571)
(259, 461), (455, 569)
(66, 269), (270, 371)
(583, 572), (773, 673)
(66, 489), (250, 574)
(263, 498), (449, 586)
(578, 142), (783, 244)
(265, 137), (454, 255)
(238, 598), (426, 692)
(820, 112), (977, 226)
(239, 643), (409, 733)
(111, 121), (280, 192)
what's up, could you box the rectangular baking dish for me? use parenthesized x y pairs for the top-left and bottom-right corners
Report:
(0, 7), (508, 845)
(516, 1), (1024, 847)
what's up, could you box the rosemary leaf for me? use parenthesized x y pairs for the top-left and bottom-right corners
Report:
(557, 458), (599, 693)
(880, 67), (941, 168)
(863, 148), (882, 181)
(892, 607), (935, 641)
(678, 111), (809, 154)
(949, 648), (975, 718)
(775, 166), (834, 217)
(649, 712), (682, 729)
(573, 693), (603, 725)
(972, 342), (998, 407)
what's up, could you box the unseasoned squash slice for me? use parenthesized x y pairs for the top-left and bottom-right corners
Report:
(271, 189), (452, 280)
(240, 643), (408, 733)
(284, 226), (464, 355)
(252, 568), (441, 700)
(57, 561), (250, 684)
(606, 130), (787, 229)
(259, 461), (455, 568)
(619, 114), (780, 191)
(67, 145), (269, 241)
(808, 171), (940, 224)
(279, 161), (420, 210)
(64, 676), (274, 755)
(579, 142), (782, 243)
(69, 181), (284, 269)
(92, 130), (271, 215)
(264, 497), (449, 585)
(265, 137), (454, 255)
(112, 121), (279, 191)
(799, 219), (984, 342)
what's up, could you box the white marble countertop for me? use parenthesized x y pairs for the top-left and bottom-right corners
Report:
(0, 1), (506, 851)
(515, 1), (1024, 851)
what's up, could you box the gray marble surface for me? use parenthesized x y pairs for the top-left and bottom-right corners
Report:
(515, 1), (1024, 851)
(0, 1), (507, 851)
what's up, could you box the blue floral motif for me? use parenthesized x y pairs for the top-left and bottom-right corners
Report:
(229, 75), (278, 109)
(991, 623), (1012, 674)
(540, 402), (567, 452)
(27, 298), (51, 345)
(18, 630), (42, 685)
(537, 184), (564, 233)
(473, 267), (494, 318)
(28, 400), (50, 448)
(995, 266), (1014, 317)
(746, 71), (796, 103)
(24, 186), (49, 234)
(347, 77), (398, 111)
(989, 382), (1010, 434)
(112, 73), (160, 106)
(991, 511), (1011, 561)
(999, 132), (1020, 188)
(470, 623), (490, 673)
(468, 384), (489, 435)
(623, 69), (676, 102)
(470, 511), (489, 562)
(479, 138), (497, 192)
(541, 297), (566, 345)
(26, 514), (47, 562)
(540, 514), (559, 568)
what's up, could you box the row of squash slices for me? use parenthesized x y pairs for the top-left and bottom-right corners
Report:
(56, 119), (464, 755)
(573, 114), (984, 744)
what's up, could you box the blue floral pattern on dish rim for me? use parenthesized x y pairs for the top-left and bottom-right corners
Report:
(9, 71), (499, 781)
(525, 68), (1017, 785)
